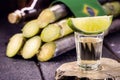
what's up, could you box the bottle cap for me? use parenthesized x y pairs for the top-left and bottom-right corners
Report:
(51, 0), (106, 17)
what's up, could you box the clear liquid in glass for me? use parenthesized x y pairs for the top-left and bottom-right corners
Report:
(76, 37), (103, 70)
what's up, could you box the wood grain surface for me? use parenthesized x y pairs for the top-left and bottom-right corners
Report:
(55, 58), (120, 80)
(104, 31), (120, 61)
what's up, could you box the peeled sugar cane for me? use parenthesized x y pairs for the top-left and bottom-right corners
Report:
(37, 4), (68, 28)
(40, 19), (73, 42)
(22, 19), (40, 38)
(6, 33), (25, 57)
(21, 36), (42, 59)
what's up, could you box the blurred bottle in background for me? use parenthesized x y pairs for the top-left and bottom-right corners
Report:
(8, 0), (54, 24)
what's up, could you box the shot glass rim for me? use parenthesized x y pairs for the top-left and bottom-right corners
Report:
(74, 32), (104, 36)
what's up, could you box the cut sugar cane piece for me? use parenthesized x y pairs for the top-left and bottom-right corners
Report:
(22, 19), (40, 38)
(6, 33), (25, 57)
(21, 36), (41, 59)
(37, 34), (75, 62)
(40, 24), (61, 42)
(37, 4), (68, 28)
(37, 42), (56, 62)
(37, 9), (56, 28)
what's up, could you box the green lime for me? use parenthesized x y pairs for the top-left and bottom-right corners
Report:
(67, 15), (112, 34)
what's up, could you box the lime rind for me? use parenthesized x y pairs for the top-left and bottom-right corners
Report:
(67, 18), (80, 32)
(67, 16), (112, 34)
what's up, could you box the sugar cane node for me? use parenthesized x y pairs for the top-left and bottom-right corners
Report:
(67, 15), (113, 34)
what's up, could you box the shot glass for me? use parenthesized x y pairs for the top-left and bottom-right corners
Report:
(75, 32), (104, 71)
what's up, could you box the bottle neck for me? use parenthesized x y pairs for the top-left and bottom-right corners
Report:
(8, 0), (54, 24)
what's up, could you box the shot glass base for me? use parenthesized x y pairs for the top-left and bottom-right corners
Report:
(79, 64), (101, 71)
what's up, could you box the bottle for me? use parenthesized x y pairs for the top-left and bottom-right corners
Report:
(8, 0), (53, 24)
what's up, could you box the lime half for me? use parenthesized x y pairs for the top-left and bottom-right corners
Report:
(67, 15), (112, 34)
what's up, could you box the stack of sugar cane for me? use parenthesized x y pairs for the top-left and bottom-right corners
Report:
(6, 1), (120, 62)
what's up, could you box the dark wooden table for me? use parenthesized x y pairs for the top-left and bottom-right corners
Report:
(0, 16), (120, 80)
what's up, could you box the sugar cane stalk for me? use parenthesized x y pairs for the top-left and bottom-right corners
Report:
(37, 18), (120, 61)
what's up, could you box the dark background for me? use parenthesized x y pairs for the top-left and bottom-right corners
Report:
(0, 0), (18, 18)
